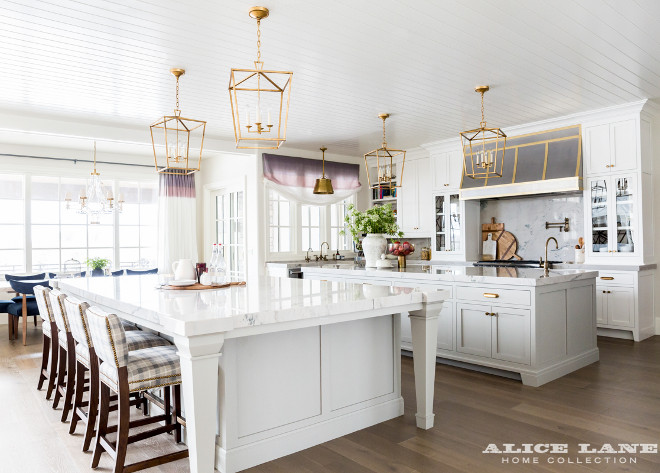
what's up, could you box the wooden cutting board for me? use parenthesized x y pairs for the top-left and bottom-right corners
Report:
(162, 281), (246, 290)
(481, 217), (504, 242)
(498, 231), (522, 260)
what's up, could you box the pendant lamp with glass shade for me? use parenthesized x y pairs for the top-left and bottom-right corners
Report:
(364, 113), (406, 190)
(64, 142), (124, 225)
(460, 85), (506, 179)
(313, 147), (334, 195)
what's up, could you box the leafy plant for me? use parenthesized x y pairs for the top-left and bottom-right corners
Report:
(86, 257), (111, 270)
(342, 203), (403, 244)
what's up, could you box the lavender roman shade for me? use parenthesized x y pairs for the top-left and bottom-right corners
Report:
(263, 153), (361, 204)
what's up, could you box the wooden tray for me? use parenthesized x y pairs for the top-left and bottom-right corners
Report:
(162, 281), (246, 291)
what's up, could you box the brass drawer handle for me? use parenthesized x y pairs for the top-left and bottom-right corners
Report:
(484, 312), (497, 316)
(483, 293), (499, 298)
(600, 276), (614, 280)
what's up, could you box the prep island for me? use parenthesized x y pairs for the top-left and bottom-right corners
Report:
(55, 275), (449, 473)
(301, 264), (600, 387)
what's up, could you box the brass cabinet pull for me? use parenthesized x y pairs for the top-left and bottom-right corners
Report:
(485, 312), (491, 316)
(484, 312), (497, 316)
(602, 290), (612, 294)
(600, 276), (614, 280)
(483, 293), (499, 298)
(444, 183), (449, 186)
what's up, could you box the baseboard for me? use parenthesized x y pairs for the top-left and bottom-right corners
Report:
(216, 397), (404, 473)
(520, 348), (600, 387)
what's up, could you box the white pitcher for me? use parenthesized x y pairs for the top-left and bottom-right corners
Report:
(172, 259), (196, 281)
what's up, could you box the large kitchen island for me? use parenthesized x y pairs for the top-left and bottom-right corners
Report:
(302, 264), (600, 387)
(56, 275), (449, 473)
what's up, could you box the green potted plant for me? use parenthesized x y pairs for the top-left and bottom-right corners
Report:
(342, 203), (403, 267)
(86, 257), (111, 277)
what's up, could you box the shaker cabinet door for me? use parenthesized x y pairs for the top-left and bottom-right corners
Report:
(491, 308), (531, 365)
(610, 120), (637, 172)
(584, 124), (611, 175)
(456, 303), (491, 358)
(607, 286), (635, 327)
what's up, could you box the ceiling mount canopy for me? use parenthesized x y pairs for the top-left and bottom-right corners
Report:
(364, 113), (406, 190)
(460, 85), (507, 180)
(229, 6), (293, 149)
(313, 147), (334, 195)
(150, 68), (207, 175)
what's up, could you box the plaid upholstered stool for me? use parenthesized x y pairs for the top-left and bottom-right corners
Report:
(63, 295), (171, 452)
(34, 285), (59, 399)
(86, 306), (187, 472)
(48, 289), (142, 423)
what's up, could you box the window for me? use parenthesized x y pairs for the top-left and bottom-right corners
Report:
(0, 173), (157, 275)
(118, 181), (158, 268)
(0, 174), (25, 273)
(214, 189), (246, 279)
(268, 189), (292, 253)
(266, 187), (354, 257)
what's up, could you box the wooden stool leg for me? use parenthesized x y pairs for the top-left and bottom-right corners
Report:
(164, 385), (171, 433)
(46, 328), (59, 400)
(113, 372), (131, 473)
(91, 382), (110, 469)
(22, 294), (27, 346)
(13, 316), (18, 340)
(61, 339), (76, 422)
(52, 345), (67, 409)
(69, 360), (86, 434)
(173, 385), (182, 443)
(7, 314), (12, 340)
(83, 355), (99, 452)
(37, 333), (50, 390)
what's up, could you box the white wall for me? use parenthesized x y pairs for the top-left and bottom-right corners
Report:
(196, 146), (370, 277)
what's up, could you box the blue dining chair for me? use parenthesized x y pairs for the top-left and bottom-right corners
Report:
(111, 269), (125, 276)
(7, 279), (51, 346)
(5, 273), (55, 304)
(126, 268), (158, 275)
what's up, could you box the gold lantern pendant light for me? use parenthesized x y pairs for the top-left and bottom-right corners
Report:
(460, 85), (506, 179)
(150, 68), (207, 175)
(313, 147), (334, 195)
(364, 113), (406, 190)
(228, 6), (293, 149)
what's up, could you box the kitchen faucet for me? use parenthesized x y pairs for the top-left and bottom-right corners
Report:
(305, 248), (313, 263)
(543, 237), (558, 277)
(320, 242), (330, 261)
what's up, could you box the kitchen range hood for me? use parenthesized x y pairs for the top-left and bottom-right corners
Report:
(460, 125), (582, 200)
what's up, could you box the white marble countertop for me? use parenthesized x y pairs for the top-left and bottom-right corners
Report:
(301, 264), (599, 286)
(55, 275), (448, 338)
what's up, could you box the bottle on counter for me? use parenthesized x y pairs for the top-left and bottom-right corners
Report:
(209, 243), (218, 282)
(213, 243), (227, 285)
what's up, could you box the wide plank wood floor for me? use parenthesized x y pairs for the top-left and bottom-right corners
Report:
(1, 322), (659, 472)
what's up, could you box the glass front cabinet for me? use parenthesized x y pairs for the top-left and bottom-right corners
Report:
(434, 193), (462, 254)
(587, 174), (637, 257)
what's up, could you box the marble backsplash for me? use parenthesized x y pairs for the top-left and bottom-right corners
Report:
(480, 194), (584, 262)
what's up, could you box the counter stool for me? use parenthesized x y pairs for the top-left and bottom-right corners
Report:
(34, 285), (59, 399)
(7, 279), (50, 345)
(64, 296), (171, 452)
(86, 306), (187, 472)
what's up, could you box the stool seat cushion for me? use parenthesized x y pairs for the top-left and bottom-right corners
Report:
(12, 295), (36, 303)
(7, 300), (40, 317)
(100, 345), (181, 393)
(76, 331), (170, 369)
(121, 320), (139, 331)
(0, 300), (12, 313)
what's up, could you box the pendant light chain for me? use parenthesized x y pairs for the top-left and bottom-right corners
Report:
(92, 141), (98, 175)
(480, 90), (486, 128)
(256, 18), (262, 63)
(382, 117), (387, 148)
(175, 75), (180, 113)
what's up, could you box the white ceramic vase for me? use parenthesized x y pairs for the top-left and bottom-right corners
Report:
(362, 233), (388, 268)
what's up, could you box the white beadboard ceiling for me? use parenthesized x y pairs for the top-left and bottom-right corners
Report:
(2, 0), (660, 156)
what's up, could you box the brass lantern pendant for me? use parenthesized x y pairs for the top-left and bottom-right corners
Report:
(229, 6), (293, 149)
(313, 147), (334, 195)
(460, 85), (506, 179)
(364, 113), (406, 190)
(150, 68), (207, 175)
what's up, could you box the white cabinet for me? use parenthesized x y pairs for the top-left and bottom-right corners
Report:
(595, 270), (655, 341)
(584, 119), (637, 175)
(398, 158), (432, 237)
(430, 149), (463, 190)
(432, 193), (480, 261)
(457, 303), (530, 365)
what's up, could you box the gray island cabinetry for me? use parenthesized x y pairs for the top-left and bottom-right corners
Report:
(302, 265), (599, 387)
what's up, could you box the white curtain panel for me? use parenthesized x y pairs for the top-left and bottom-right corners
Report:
(262, 153), (362, 205)
(157, 172), (199, 274)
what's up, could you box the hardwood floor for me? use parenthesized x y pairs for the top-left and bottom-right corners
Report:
(2, 322), (659, 472)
